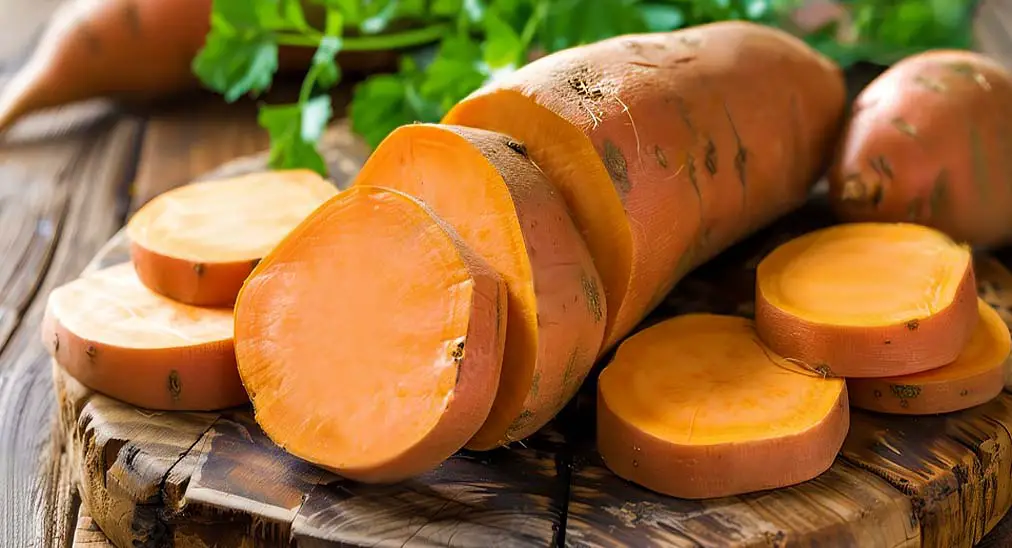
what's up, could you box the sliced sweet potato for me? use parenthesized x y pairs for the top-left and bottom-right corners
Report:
(41, 263), (244, 411)
(127, 169), (338, 307)
(756, 222), (979, 378)
(443, 21), (847, 352)
(848, 299), (1009, 415)
(234, 186), (508, 483)
(353, 124), (605, 449)
(597, 313), (849, 499)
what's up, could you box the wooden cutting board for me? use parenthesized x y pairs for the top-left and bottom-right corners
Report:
(55, 136), (1012, 547)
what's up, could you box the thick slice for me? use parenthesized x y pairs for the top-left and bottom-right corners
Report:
(756, 222), (979, 378)
(127, 169), (338, 306)
(597, 314), (848, 499)
(444, 21), (847, 352)
(41, 263), (243, 411)
(353, 124), (605, 449)
(234, 185), (508, 483)
(828, 50), (1012, 248)
(848, 299), (1009, 415)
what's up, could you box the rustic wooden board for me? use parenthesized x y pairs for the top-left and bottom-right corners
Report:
(58, 171), (1012, 547)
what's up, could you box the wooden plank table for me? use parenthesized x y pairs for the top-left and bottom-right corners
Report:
(2, 1), (1012, 546)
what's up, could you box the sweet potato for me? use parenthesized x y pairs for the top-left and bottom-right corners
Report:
(828, 50), (1012, 248)
(755, 222), (979, 378)
(353, 124), (605, 449)
(41, 262), (244, 411)
(597, 313), (849, 499)
(126, 169), (337, 307)
(848, 299), (1009, 415)
(0, 0), (397, 132)
(974, 255), (1012, 391)
(443, 21), (847, 352)
(234, 185), (508, 483)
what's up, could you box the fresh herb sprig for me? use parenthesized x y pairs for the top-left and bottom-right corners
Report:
(192, 0), (978, 175)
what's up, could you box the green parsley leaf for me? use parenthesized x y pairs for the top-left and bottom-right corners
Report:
(258, 96), (331, 176)
(192, 30), (278, 102)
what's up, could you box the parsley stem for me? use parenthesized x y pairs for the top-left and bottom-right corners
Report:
(275, 24), (451, 52)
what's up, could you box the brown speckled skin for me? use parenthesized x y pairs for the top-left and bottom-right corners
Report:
(129, 240), (257, 307)
(596, 382), (850, 499)
(755, 264), (979, 378)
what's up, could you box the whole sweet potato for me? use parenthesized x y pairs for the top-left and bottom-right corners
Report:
(829, 49), (1012, 248)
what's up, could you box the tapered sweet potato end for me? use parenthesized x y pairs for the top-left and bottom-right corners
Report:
(596, 314), (848, 499)
(755, 222), (979, 378)
(847, 299), (1010, 415)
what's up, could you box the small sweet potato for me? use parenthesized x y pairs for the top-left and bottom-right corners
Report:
(829, 49), (1012, 248)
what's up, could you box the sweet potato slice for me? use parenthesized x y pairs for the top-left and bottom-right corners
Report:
(443, 21), (846, 352)
(127, 169), (338, 307)
(756, 222), (978, 378)
(41, 263), (244, 411)
(597, 313), (849, 499)
(234, 186), (508, 483)
(353, 124), (605, 449)
(848, 299), (1010, 415)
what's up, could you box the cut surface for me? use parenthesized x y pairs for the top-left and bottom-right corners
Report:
(598, 314), (848, 499)
(41, 263), (243, 411)
(848, 299), (1010, 414)
(127, 169), (338, 305)
(353, 124), (605, 449)
(234, 185), (507, 482)
(759, 223), (969, 326)
(756, 222), (979, 377)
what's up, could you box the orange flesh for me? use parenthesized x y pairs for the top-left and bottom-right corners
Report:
(47, 262), (232, 347)
(353, 124), (606, 448)
(127, 170), (337, 263)
(235, 186), (504, 474)
(758, 223), (970, 326)
(443, 91), (633, 349)
(599, 314), (845, 445)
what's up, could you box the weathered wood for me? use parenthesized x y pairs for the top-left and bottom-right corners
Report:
(73, 507), (118, 548)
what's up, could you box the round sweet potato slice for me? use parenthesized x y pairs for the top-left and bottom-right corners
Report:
(756, 222), (979, 378)
(353, 124), (606, 450)
(848, 299), (1010, 415)
(127, 169), (338, 306)
(234, 185), (508, 483)
(597, 313), (849, 499)
(41, 263), (244, 411)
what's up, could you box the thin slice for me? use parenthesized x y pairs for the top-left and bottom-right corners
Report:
(234, 185), (508, 483)
(443, 21), (847, 352)
(127, 169), (338, 306)
(974, 255), (1012, 391)
(848, 299), (1010, 414)
(353, 124), (605, 450)
(756, 222), (979, 378)
(597, 313), (849, 499)
(41, 263), (243, 411)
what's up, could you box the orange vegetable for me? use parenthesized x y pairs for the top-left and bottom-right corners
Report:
(41, 263), (244, 411)
(353, 124), (605, 449)
(847, 299), (1009, 415)
(234, 185), (508, 483)
(597, 313), (849, 499)
(828, 50), (1012, 248)
(126, 169), (337, 307)
(443, 21), (847, 352)
(756, 222), (979, 378)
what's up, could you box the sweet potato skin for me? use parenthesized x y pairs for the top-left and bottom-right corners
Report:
(444, 21), (847, 352)
(829, 50), (1012, 248)
(597, 373), (850, 499)
(129, 241), (257, 307)
(756, 263), (980, 378)
(42, 297), (245, 412)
